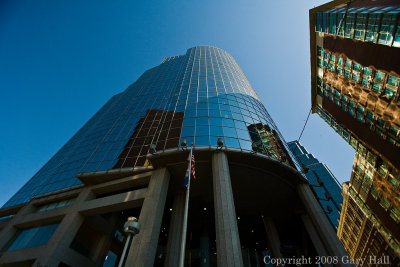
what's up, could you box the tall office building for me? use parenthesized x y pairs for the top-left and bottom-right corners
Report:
(0, 46), (347, 266)
(288, 141), (343, 229)
(310, 0), (400, 263)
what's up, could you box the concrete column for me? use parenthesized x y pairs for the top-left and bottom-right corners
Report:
(125, 168), (170, 267)
(164, 190), (185, 267)
(33, 188), (96, 267)
(297, 183), (352, 266)
(262, 216), (282, 259)
(212, 151), (243, 267)
(301, 214), (331, 266)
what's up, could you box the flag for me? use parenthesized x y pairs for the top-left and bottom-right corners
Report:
(184, 153), (195, 187)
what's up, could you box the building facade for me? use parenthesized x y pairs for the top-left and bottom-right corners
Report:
(0, 46), (348, 266)
(310, 0), (400, 264)
(288, 141), (343, 229)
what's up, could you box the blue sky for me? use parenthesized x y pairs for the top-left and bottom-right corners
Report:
(0, 0), (354, 206)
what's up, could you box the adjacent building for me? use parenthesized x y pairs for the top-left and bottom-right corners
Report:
(288, 141), (343, 229)
(310, 0), (400, 264)
(0, 46), (348, 266)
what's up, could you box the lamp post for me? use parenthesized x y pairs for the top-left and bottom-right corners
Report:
(118, 216), (141, 267)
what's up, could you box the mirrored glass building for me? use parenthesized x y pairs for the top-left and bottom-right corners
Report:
(3, 46), (295, 208)
(310, 0), (400, 264)
(0, 46), (348, 266)
(288, 141), (343, 229)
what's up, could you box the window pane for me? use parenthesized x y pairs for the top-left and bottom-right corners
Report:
(8, 224), (59, 251)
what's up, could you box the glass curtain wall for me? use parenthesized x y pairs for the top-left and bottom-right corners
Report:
(4, 46), (296, 208)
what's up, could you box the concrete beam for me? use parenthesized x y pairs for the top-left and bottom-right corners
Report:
(78, 188), (146, 216)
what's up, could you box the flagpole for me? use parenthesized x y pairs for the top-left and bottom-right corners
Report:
(179, 145), (193, 267)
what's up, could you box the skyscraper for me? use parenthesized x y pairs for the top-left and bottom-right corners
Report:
(310, 0), (400, 263)
(288, 141), (343, 229)
(0, 46), (347, 266)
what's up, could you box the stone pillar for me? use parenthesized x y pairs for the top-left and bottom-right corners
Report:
(297, 183), (351, 266)
(164, 190), (185, 267)
(212, 151), (243, 267)
(262, 216), (282, 259)
(33, 188), (96, 267)
(124, 168), (170, 267)
(301, 214), (331, 266)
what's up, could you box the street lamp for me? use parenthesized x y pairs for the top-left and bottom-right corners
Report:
(118, 216), (141, 267)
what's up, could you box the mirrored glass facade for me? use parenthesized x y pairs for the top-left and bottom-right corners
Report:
(4, 46), (296, 208)
(288, 141), (342, 229)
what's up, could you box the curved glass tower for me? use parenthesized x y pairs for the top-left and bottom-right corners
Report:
(4, 46), (296, 207)
(0, 46), (349, 267)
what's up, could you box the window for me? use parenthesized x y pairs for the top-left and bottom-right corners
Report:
(370, 186), (379, 200)
(363, 67), (372, 76)
(390, 207), (400, 223)
(37, 198), (74, 212)
(362, 77), (370, 87)
(366, 111), (374, 120)
(336, 13), (345, 36)
(389, 125), (399, 136)
(365, 13), (380, 42)
(344, 69), (351, 78)
(354, 13), (367, 40)
(316, 12), (323, 32)
(379, 196), (391, 211)
(353, 63), (362, 72)
(317, 46), (323, 57)
(345, 13), (355, 38)
(337, 57), (343, 65)
(393, 23), (400, 47)
(357, 105), (365, 114)
(387, 75), (400, 87)
(374, 71), (385, 82)
(352, 72), (360, 82)
(388, 173), (399, 188)
(318, 58), (323, 68)
(323, 12), (329, 33)
(378, 162), (388, 177)
(376, 127), (385, 138)
(372, 82), (382, 93)
(377, 117), (386, 127)
(384, 87), (397, 100)
(378, 13), (397, 45)
(345, 59), (352, 68)
(356, 113), (364, 122)
(7, 224), (59, 251)
(329, 12), (337, 35)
